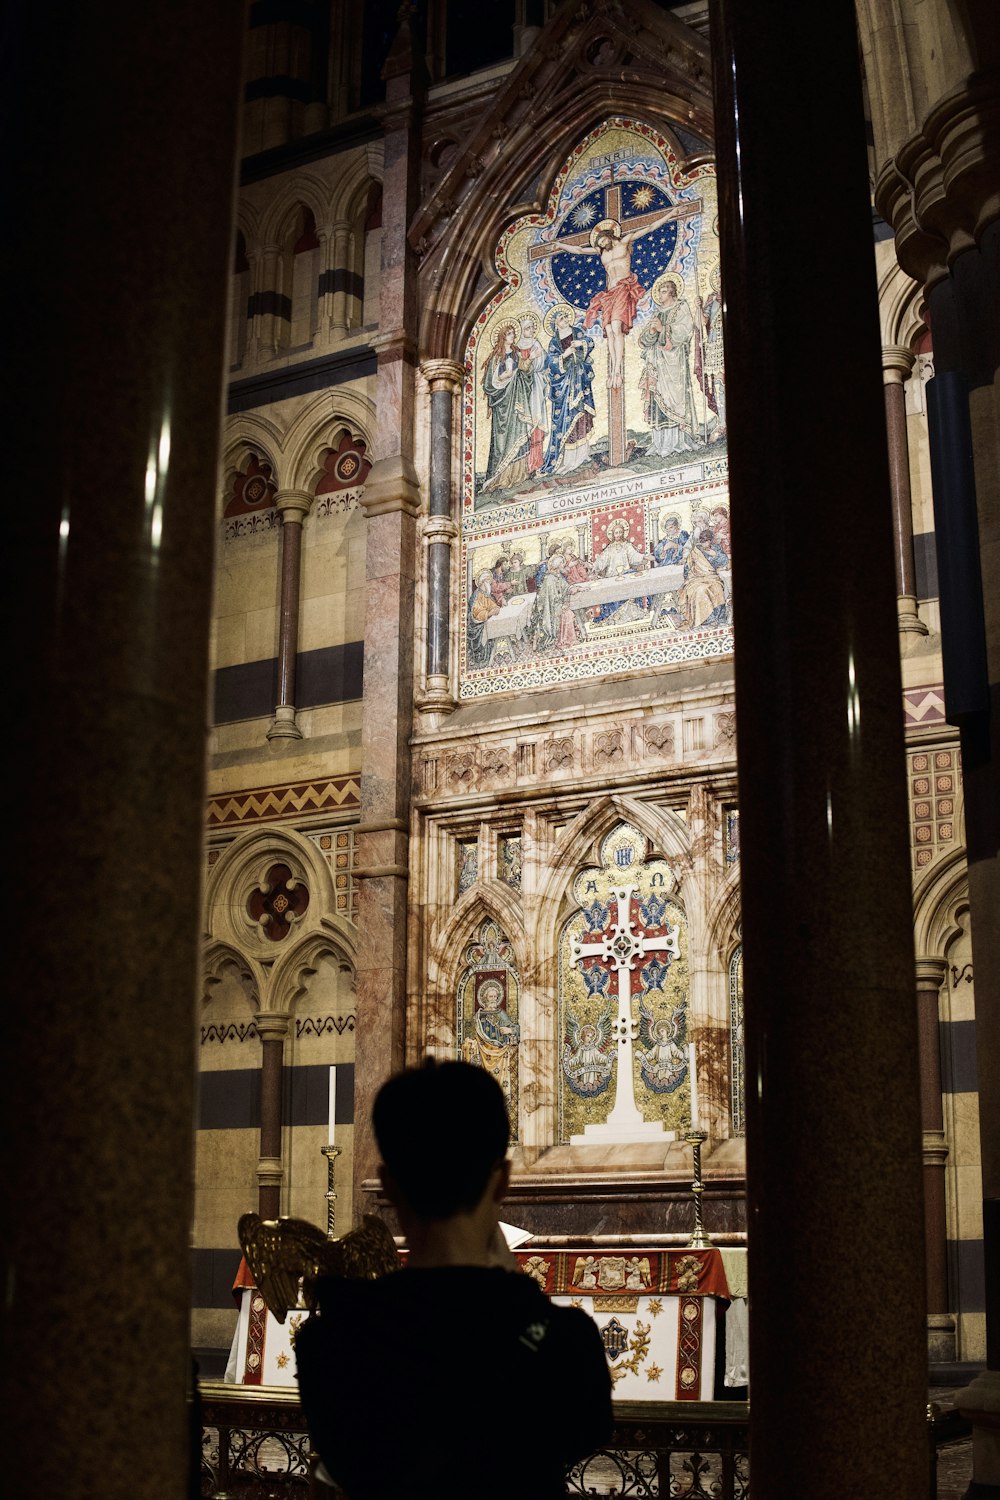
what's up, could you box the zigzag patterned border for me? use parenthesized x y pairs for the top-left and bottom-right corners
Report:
(903, 684), (946, 726)
(206, 776), (361, 827)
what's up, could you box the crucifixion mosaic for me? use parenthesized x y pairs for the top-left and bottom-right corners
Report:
(461, 117), (732, 701)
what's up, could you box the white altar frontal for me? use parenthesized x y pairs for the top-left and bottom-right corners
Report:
(226, 1244), (748, 1401)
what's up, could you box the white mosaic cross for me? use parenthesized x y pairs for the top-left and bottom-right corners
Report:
(570, 882), (680, 1143)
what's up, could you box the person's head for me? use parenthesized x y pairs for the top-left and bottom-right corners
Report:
(662, 515), (681, 538)
(476, 570), (492, 591)
(373, 1059), (510, 1222)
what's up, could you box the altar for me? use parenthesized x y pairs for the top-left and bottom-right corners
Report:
(226, 1243), (747, 1401)
(515, 1245), (745, 1401)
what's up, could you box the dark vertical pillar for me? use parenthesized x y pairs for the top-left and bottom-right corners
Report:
(257, 1016), (289, 1220)
(267, 490), (311, 742)
(6, 4), (244, 1498)
(926, 230), (1000, 1472)
(916, 959), (955, 1360)
(883, 345), (927, 634)
(709, 3), (927, 1495)
(351, 10), (426, 1217)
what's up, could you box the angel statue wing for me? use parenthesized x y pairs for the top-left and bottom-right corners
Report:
(238, 1212), (400, 1324)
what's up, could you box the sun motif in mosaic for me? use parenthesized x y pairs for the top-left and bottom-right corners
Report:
(459, 118), (731, 701)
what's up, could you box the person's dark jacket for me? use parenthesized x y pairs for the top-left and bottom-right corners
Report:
(296, 1265), (613, 1499)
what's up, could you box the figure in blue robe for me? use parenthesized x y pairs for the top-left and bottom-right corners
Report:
(540, 311), (596, 476)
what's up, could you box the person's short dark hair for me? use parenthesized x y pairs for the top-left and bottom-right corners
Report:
(373, 1059), (510, 1220)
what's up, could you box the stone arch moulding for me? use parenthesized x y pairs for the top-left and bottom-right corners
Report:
(284, 392), (377, 492)
(413, 3), (715, 361)
(267, 921), (359, 1016)
(431, 883), (529, 989)
(201, 938), (264, 1011)
(259, 172), (331, 247)
(534, 792), (694, 944)
(234, 201), (263, 254)
(420, 888), (528, 1060)
(220, 421), (285, 505)
(335, 147), (384, 225)
(912, 843), (970, 958)
(204, 825), (337, 956)
(877, 258), (927, 349)
(703, 861), (742, 966)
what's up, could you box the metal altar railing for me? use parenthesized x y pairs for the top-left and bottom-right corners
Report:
(198, 1382), (749, 1499)
(199, 1380), (969, 1498)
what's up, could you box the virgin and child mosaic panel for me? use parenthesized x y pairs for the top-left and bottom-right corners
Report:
(460, 118), (731, 700)
(457, 920), (520, 1131)
(558, 824), (692, 1142)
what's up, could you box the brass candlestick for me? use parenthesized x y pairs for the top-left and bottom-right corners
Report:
(321, 1143), (342, 1240)
(686, 1130), (713, 1249)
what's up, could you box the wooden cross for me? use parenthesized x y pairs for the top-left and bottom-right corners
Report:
(529, 185), (701, 468)
(571, 883), (681, 1139)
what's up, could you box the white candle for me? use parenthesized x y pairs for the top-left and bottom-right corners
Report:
(328, 1065), (337, 1144)
(688, 1043), (699, 1130)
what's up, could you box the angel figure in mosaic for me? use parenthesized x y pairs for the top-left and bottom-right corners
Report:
(637, 1001), (686, 1094)
(563, 1005), (614, 1097)
(463, 978), (520, 1106)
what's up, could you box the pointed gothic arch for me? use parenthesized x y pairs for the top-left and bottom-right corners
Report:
(414, 6), (715, 360)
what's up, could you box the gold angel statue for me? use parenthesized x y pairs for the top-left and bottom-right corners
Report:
(237, 1212), (400, 1323)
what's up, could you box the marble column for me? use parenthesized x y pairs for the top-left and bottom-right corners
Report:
(330, 221), (351, 339)
(916, 958), (955, 1361)
(267, 489), (312, 741)
(710, 2), (927, 1495)
(351, 9), (426, 1217)
(883, 345), (928, 634)
(417, 360), (464, 717)
(256, 1013), (290, 1219)
(7, 4), (244, 1498)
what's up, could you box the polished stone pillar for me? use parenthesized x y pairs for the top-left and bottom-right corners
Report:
(883, 344), (928, 635)
(6, 4), (244, 1497)
(351, 10), (426, 1216)
(267, 489), (312, 741)
(256, 1013), (290, 1219)
(916, 958), (955, 1360)
(710, 2), (927, 1495)
(925, 228), (1000, 1488)
(330, 221), (351, 339)
(417, 359), (463, 718)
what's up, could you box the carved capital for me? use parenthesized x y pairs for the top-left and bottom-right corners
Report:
(875, 71), (1000, 288)
(274, 488), (313, 521)
(881, 344), (916, 383)
(421, 358), (465, 393)
(915, 957), (949, 991)
(255, 1011), (291, 1044)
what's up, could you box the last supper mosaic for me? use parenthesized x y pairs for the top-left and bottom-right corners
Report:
(460, 118), (730, 700)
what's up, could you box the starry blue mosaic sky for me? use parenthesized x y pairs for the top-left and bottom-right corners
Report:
(551, 181), (679, 310)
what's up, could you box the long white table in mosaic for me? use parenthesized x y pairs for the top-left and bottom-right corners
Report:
(485, 593), (535, 640)
(568, 564), (684, 610)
